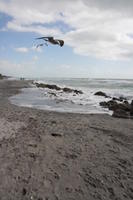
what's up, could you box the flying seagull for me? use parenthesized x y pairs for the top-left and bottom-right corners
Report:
(36, 36), (64, 47)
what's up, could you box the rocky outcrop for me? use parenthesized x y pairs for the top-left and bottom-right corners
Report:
(100, 99), (133, 119)
(130, 100), (133, 116)
(63, 87), (83, 94)
(94, 91), (128, 103)
(112, 109), (130, 119)
(94, 91), (110, 98)
(73, 89), (83, 94)
(99, 100), (118, 110)
(36, 83), (61, 90)
(112, 96), (127, 102)
(35, 83), (83, 95)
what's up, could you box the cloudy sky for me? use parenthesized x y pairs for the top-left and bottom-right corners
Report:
(0, 0), (133, 78)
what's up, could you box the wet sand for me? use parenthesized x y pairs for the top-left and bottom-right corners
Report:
(0, 79), (133, 200)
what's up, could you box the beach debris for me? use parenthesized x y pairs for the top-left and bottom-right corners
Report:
(65, 152), (78, 160)
(38, 198), (43, 200)
(51, 120), (57, 124)
(51, 133), (63, 137)
(22, 188), (27, 196)
(36, 36), (64, 47)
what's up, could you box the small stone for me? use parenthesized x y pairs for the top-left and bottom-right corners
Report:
(22, 188), (27, 196)
(51, 120), (57, 124)
(51, 133), (63, 137)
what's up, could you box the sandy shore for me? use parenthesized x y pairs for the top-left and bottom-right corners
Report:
(0, 79), (133, 200)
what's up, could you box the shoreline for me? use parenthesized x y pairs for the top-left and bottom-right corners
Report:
(0, 79), (133, 199)
(9, 79), (113, 115)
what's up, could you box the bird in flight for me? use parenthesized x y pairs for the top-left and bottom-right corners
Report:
(36, 36), (64, 47)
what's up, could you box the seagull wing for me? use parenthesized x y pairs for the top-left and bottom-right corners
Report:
(36, 36), (54, 40)
(36, 43), (44, 48)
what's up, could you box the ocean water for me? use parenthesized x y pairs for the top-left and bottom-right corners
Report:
(10, 78), (133, 114)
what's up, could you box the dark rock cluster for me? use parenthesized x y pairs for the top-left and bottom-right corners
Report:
(94, 91), (110, 98)
(97, 90), (133, 119)
(36, 83), (61, 90)
(35, 83), (83, 95)
(94, 91), (127, 102)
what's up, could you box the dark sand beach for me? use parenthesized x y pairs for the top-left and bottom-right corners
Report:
(0, 79), (133, 200)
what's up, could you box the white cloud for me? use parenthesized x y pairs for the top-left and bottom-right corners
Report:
(31, 46), (42, 53)
(15, 47), (29, 53)
(60, 64), (71, 69)
(33, 55), (38, 61)
(1, 0), (133, 60)
(14, 46), (43, 53)
(7, 21), (62, 36)
(0, 59), (39, 77)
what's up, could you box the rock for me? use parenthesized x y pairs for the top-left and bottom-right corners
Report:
(123, 100), (129, 105)
(109, 101), (119, 110)
(99, 100), (118, 110)
(63, 87), (83, 94)
(48, 92), (57, 97)
(51, 120), (57, 124)
(63, 87), (74, 93)
(112, 96), (126, 102)
(73, 89), (83, 94)
(112, 97), (120, 101)
(119, 96), (127, 101)
(112, 109), (130, 119)
(100, 100), (131, 112)
(130, 109), (133, 116)
(100, 99), (133, 119)
(114, 103), (131, 112)
(130, 100), (133, 115)
(22, 188), (27, 196)
(35, 83), (83, 95)
(112, 97), (124, 102)
(94, 91), (109, 98)
(107, 100), (118, 110)
(36, 83), (61, 91)
(51, 133), (63, 137)
(99, 101), (108, 108)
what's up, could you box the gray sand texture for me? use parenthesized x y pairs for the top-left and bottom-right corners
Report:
(0, 79), (133, 200)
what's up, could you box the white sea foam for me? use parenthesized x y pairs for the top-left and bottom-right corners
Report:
(10, 78), (133, 114)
